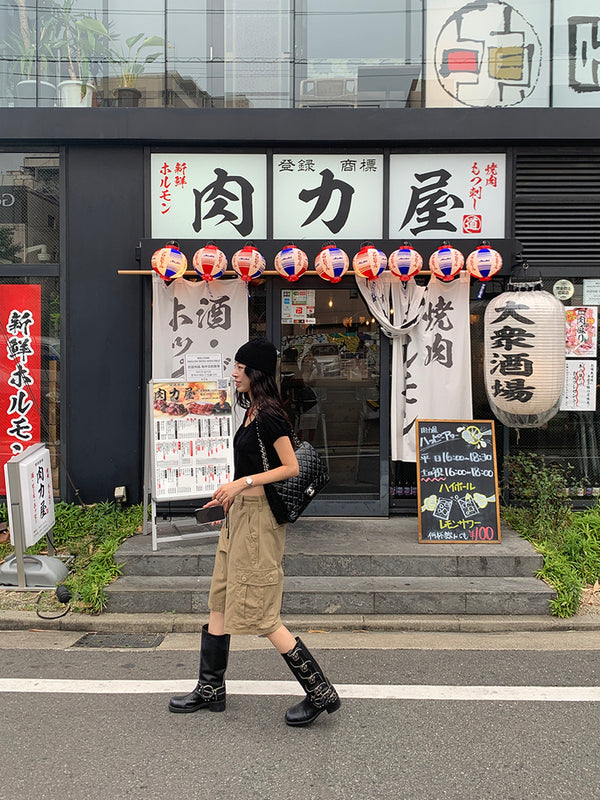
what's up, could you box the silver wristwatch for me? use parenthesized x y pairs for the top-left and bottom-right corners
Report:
(245, 476), (254, 486)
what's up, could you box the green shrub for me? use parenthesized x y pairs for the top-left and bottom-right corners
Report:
(503, 452), (600, 617)
(0, 500), (143, 614)
(504, 451), (572, 537)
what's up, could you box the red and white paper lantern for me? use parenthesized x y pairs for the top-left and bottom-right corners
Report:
(151, 243), (188, 281)
(484, 282), (566, 428)
(274, 244), (308, 282)
(231, 244), (266, 282)
(192, 244), (228, 281)
(388, 245), (423, 281)
(315, 244), (349, 283)
(466, 244), (503, 281)
(352, 243), (387, 280)
(429, 244), (464, 281)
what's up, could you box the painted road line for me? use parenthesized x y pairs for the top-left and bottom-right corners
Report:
(0, 679), (600, 702)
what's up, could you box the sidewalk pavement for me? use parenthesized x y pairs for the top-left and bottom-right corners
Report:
(1, 610), (600, 634)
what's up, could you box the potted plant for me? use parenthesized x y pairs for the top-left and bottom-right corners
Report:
(2, 5), (59, 107)
(110, 33), (163, 107)
(55, 0), (112, 107)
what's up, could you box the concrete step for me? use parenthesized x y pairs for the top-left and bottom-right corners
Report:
(105, 575), (555, 616)
(117, 525), (543, 579)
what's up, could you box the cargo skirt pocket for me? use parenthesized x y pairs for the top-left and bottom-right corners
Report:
(226, 566), (284, 635)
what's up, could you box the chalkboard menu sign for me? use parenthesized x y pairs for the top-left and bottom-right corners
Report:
(416, 420), (501, 543)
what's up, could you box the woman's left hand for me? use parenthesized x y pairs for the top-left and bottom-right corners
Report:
(206, 480), (243, 514)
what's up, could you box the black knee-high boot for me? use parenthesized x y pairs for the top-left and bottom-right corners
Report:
(169, 624), (230, 713)
(281, 637), (341, 727)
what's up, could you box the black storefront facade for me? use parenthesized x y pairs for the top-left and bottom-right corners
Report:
(1, 107), (600, 513)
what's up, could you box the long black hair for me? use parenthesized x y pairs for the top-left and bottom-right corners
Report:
(235, 365), (292, 425)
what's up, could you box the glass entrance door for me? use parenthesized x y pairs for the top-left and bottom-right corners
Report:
(274, 281), (389, 515)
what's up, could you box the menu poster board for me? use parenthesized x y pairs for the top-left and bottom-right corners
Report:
(150, 380), (234, 501)
(416, 420), (500, 544)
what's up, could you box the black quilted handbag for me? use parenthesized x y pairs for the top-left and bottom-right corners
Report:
(256, 420), (329, 524)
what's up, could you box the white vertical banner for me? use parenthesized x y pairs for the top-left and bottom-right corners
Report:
(152, 275), (249, 381)
(355, 273), (427, 463)
(397, 271), (473, 462)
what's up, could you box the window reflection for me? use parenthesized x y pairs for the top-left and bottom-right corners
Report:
(280, 287), (381, 497)
(2, 1), (598, 109)
(296, 0), (422, 108)
(0, 153), (59, 264)
(166, 0), (209, 107)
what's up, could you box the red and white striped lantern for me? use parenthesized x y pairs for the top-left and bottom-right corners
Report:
(192, 244), (228, 281)
(388, 245), (423, 281)
(352, 243), (387, 280)
(274, 244), (308, 282)
(315, 244), (349, 283)
(151, 243), (188, 281)
(231, 244), (266, 282)
(429, 244), (464, 281)
(466, 244), (503, 282)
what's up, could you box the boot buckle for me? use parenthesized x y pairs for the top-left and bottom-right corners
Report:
(309, 681), (337, 709)
(198, 683), (224, 700)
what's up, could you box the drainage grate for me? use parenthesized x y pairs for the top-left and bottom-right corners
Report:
(72, 632), (165, 649)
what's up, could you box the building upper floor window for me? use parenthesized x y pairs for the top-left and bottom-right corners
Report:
(0, 1), (598, 110)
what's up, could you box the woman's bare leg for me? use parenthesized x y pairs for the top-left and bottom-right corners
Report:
(208, 610), (226, 636)
(266, 624), (297, 654)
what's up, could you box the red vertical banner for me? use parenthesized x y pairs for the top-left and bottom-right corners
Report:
(0, 285), (42, 494)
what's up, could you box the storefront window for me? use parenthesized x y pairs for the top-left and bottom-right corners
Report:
(248, 281), (267, 339)
(0, 152), (59, 264)
(0, 151), (60, 497)
(506, 279), (600, 499)
(280, 285), (381, 498)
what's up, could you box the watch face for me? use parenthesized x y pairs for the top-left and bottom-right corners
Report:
(246, 476), (253, 485)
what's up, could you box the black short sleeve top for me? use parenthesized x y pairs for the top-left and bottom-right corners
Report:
(233, 409), (292, 480)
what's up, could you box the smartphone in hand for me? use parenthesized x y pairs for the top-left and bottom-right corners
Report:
(195, 505), (225, 524)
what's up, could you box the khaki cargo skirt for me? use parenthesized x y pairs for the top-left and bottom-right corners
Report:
(208, 494), (286, 636)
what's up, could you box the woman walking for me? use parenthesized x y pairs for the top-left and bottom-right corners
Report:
(169, 338), (340, 727)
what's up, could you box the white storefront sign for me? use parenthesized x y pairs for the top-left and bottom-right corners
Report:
(389, 153), (506, 239)
(273, 154), (383, 239)
(151, 153), (267, 239)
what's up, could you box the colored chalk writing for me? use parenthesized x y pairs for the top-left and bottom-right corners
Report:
(416, 419), (500, 543)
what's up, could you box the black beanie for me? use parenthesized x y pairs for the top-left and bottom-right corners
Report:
(234, 338), (277, 376)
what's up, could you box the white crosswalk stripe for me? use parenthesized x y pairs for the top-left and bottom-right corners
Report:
(1, 679), (600, 701)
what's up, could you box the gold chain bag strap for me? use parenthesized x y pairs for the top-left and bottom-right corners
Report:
(255, 419), (329, 524)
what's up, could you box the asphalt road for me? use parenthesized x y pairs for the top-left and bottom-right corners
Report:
(1, 630), (599, 800)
